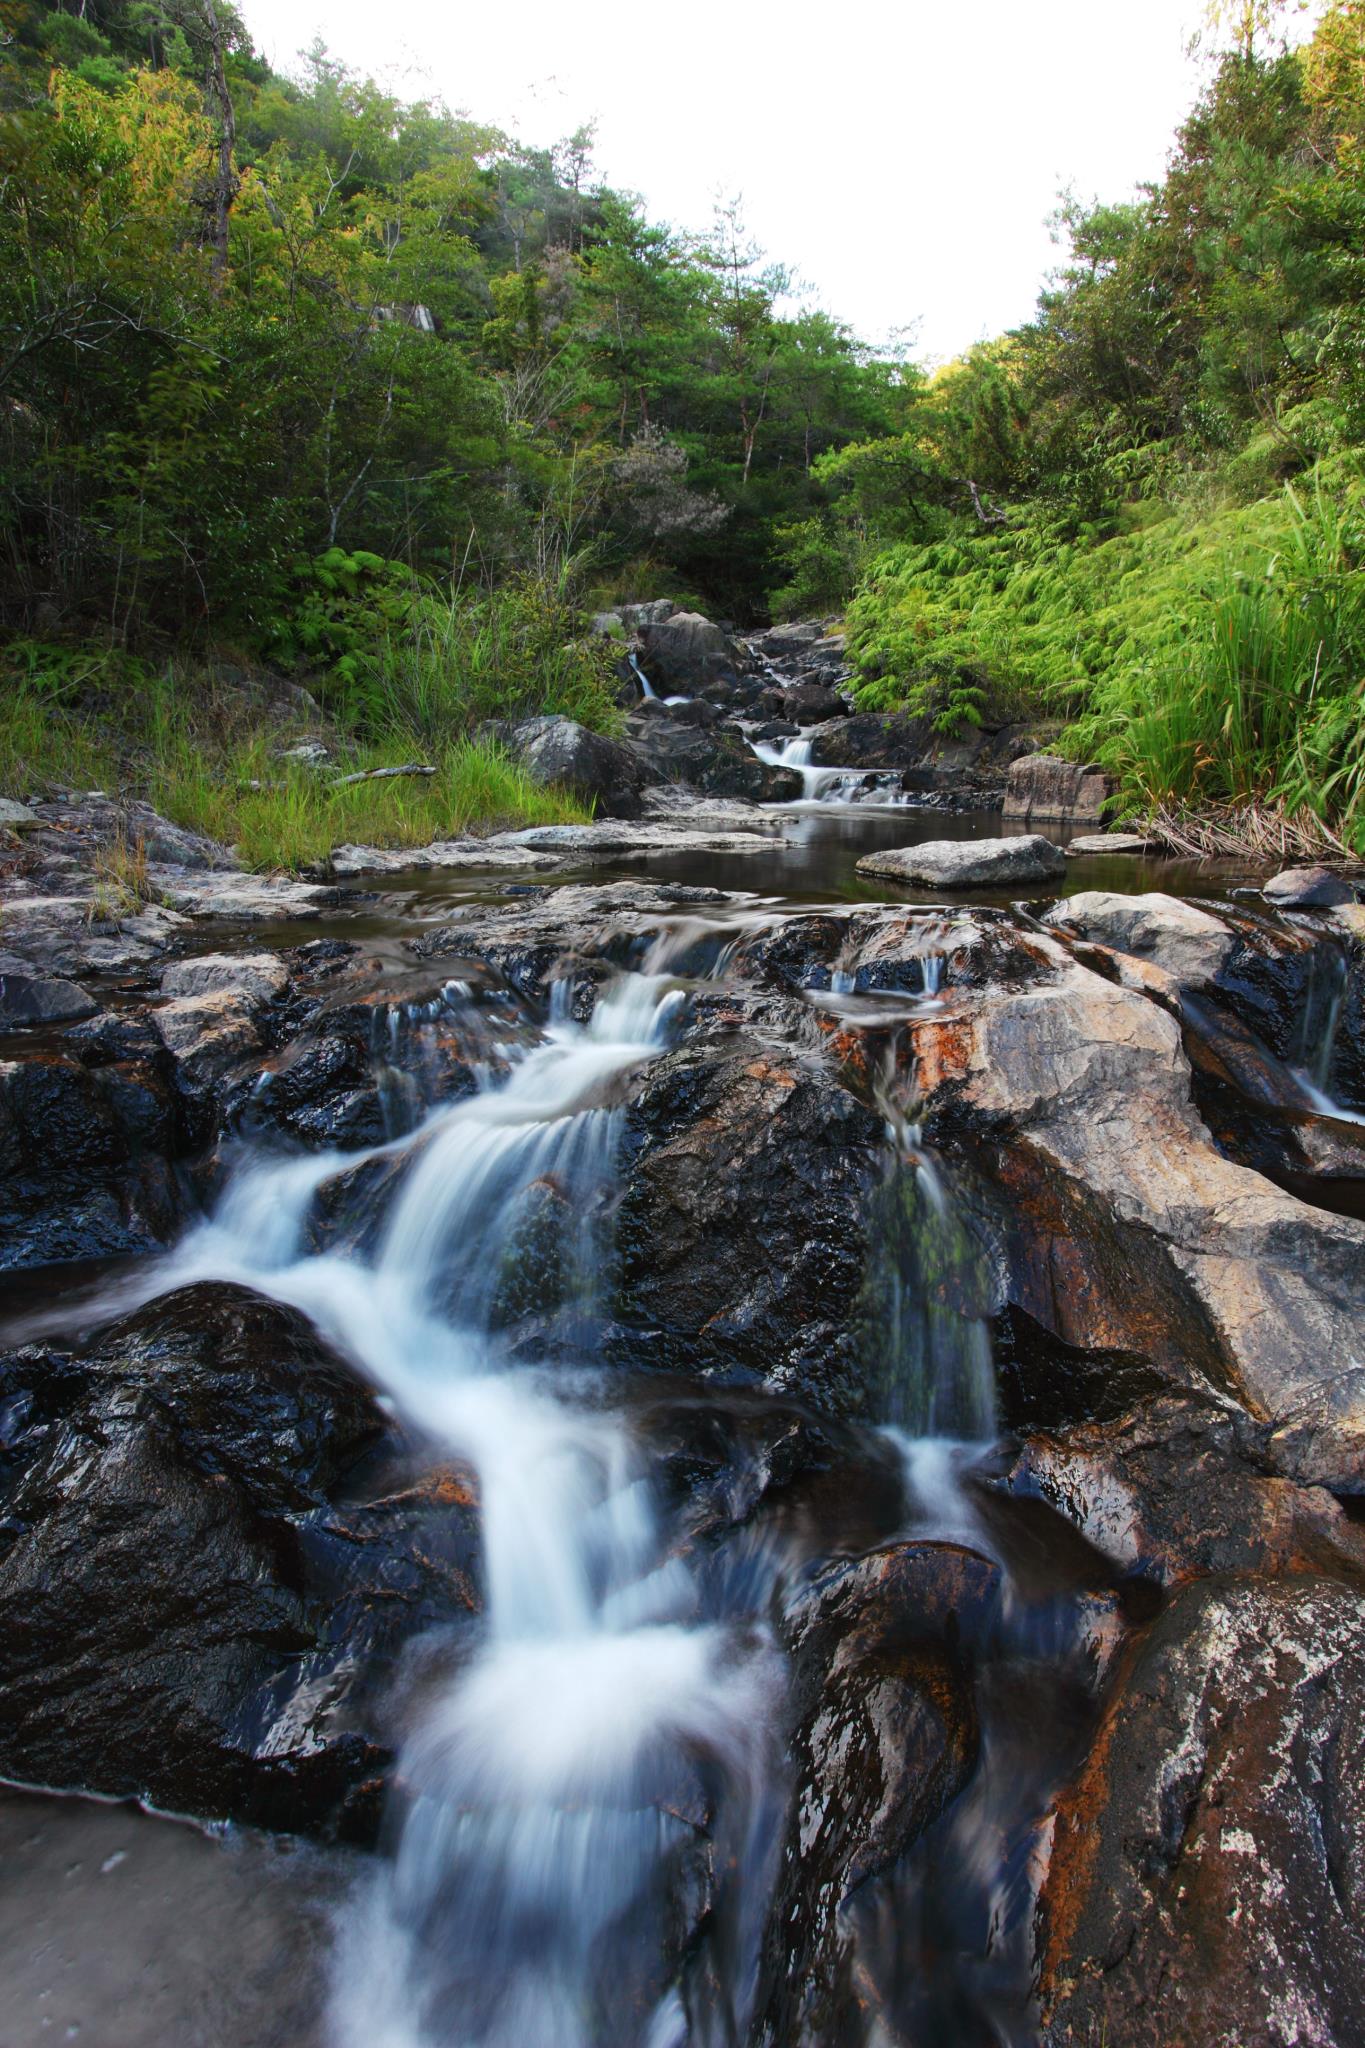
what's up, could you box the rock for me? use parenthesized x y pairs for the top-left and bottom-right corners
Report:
(323, 838), (560, 877)
(489, 819), (774, 863)
(0, 1284), (478, 1837)
(277, 742), (330, 766)
(857, 835), (1066, 888)
(489, 715), (652, 820)
(0, 799), (40, 830)
(613, 1029), (888, 1407)
(1037, 1576), (1365, 2048)
(589, 609), (623, 636)
(810, 712), (934, 770)
(0, 1050), (181, 1267)
(1263, 863), (1357, 908)
(619, 599), (677, 628)
(638, 610), (739, 689)
(908, 931), (1365, 1487)
(160, 951), (292, 1006)
(624, 717), (802, 802)
(752, 1540), (997, 2044)
(155, 874), (340, 921)
(1044, 890), (1235, 987)
(154, 990), (264, 1094)
(1003, 753), (1113, 825)
(0, 974), (98, 1028)
(1065, 832), (1155, 857)
(779, 683), (846, 722)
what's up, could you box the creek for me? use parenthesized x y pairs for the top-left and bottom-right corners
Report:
(0, 784), (1361, 2048)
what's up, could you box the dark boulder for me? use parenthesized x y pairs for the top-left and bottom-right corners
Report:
(485, 715), (653, 819)
(779, 682), (847, 723)
(810, 712), (935, 770)
(613, 1030), (887, 1407)
(0, 1284), (479, 1838)
(1037, 1576), (1365, 2048)
(638, 611), (740, 690)
(624, 717), (802, 802)
(0, 1049), (182, 1268)
(0, 974), (98, 1029)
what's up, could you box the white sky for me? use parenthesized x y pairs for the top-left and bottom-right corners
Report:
(241, 0), (1316, 364)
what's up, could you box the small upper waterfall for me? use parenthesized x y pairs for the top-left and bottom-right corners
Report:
(750, 729), (909, 805)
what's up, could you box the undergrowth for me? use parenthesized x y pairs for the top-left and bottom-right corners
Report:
(0, 657), (591, 872)
(845, 456), (1365, 852)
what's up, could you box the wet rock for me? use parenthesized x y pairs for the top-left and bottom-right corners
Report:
(1008, 1393), (1365, 1588)
(0, 973), (98, 1028)
(0, 1284), (478, 1838)
(858, 834), (1066, 888)
(324, 837), (560, 877)
(779, 683), (847, 722)
(487, 715), (652, 820)
(624, 716), (802, 802)
(154, 990), (264, 1095)
(155, 873), (341, 921)
(1003, 753), (1113, 825)
(1043, 890), (1235, 986)
(909, 933), (1365, 1487)
(1263, 862), (1358, 908)
(0, 1050), (181, 1267)
(752, 1541), (997, 2046)
(613, 1032), (887, 1407)
(1038, 1576), (1365, 2048)
(159, 951), (291, 1005)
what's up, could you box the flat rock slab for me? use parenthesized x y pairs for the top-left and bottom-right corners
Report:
(0, 800), (39, 830)
(1065, 832), (1155, 857)
(1263, 862), (1359, 908)
(489, 821), (775, 859)
(155, 872), (341, 920)
(326, 839), (562, 877)
(857, 834), (1066, 887)
(159, 951), (291, 1005)
(0, 974), (98, 1028)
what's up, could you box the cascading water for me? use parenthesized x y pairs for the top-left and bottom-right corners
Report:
(629, 651), (658, 701)
(138, 966), (788, 2048)
(749, 730), (909, 806)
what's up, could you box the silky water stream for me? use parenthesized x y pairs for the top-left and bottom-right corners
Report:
(43, 919), (1117, 2047)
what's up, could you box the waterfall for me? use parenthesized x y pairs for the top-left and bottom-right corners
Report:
(139, 971), (786, 2048)
(629, 651), (658, 701)
(749, 730), (907, 805)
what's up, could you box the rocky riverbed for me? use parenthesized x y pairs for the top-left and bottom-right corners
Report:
(1, 623), (1364, 2047)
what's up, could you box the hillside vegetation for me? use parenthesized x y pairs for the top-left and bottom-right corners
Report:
(808, 2), (1365, 850)
(4, 1), (1365, 855)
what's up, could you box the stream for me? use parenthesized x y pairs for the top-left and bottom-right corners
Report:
(0, 787), (1361, 2048)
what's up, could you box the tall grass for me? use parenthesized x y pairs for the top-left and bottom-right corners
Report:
(847, 457), (1365, 853)
(0, 671), (590, 873)
(345, 578), (624, 744)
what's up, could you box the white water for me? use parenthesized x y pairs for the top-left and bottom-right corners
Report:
(133, 972), (786, 2047)
(750, 729), (909, 805)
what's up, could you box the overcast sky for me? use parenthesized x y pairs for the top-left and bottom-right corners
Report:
(240, 0), (1316, 364)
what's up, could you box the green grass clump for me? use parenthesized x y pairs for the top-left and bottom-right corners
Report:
(0, 665), (591, 873)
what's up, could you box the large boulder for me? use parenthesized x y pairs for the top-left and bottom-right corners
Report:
(1004, 753), (1113, 824)
(1045, 890), (1235, 987)
(1037, 1576), (1365, 2048)
(858, 835), (1067, 888)
(0, 973), (98, 1028)
(809, 712), (934, 770)
(638, 610), (740, 690)
(908, 929), (1365, 1487)
(0, 1284), (479, 1838)
(488, 715), (652, 819)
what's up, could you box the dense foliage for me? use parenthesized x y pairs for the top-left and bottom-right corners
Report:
(826, 2), (1365, 847)
(0, 0), (905, 643)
